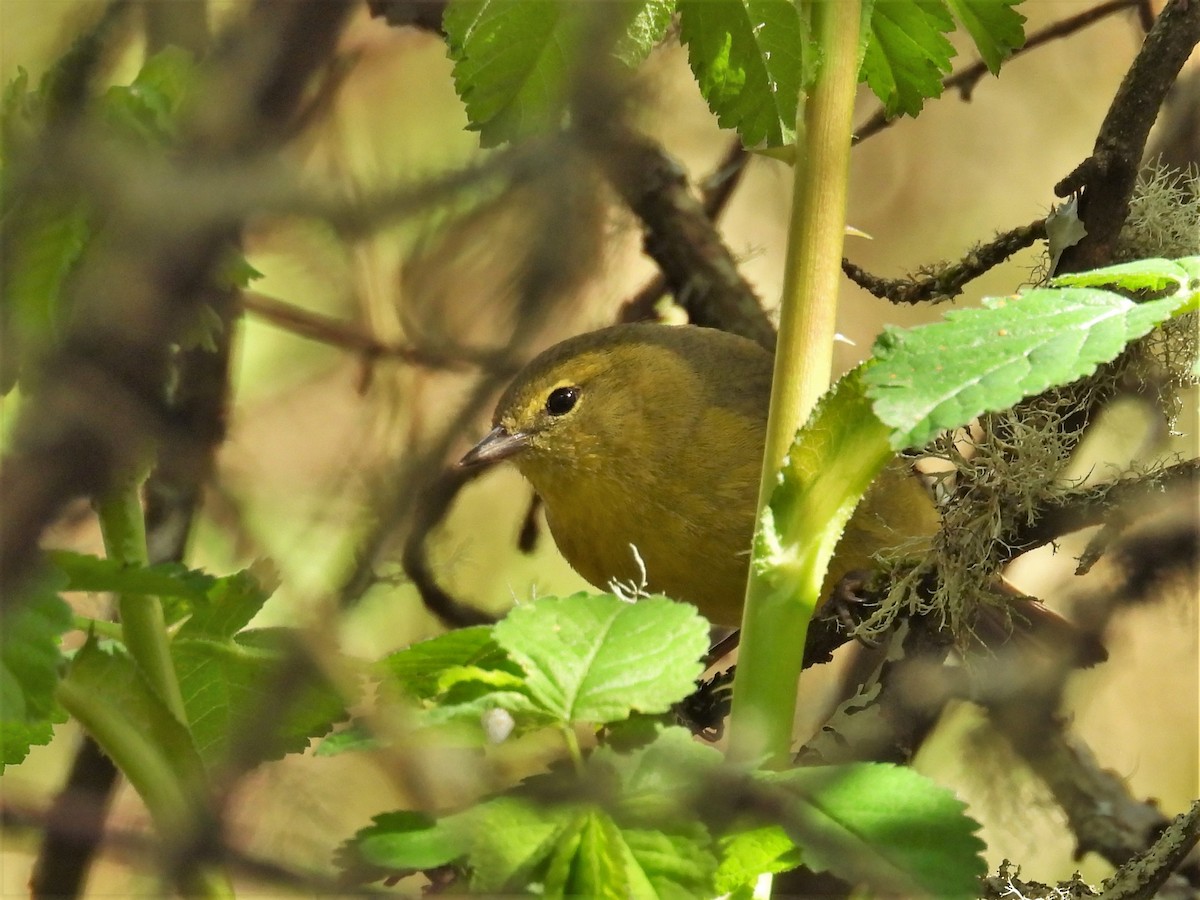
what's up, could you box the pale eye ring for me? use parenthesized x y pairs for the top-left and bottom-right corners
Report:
(545, 386), (579, 416)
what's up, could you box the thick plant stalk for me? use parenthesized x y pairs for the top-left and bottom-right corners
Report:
(728, 0), (863, 765)
(96, 486), (188, 723)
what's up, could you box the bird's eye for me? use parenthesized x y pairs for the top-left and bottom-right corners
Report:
(545, 386), (579, 416)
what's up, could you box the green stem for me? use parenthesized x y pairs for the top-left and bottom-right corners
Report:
(561, 725), (585, 775)
(56, 678), (195, 839)
(729, 0), (864, 765)
(96, 487), (188, 723)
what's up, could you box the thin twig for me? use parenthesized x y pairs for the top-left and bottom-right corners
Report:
(842, 217), (1047, 305)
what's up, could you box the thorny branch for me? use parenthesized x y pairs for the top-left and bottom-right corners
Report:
(842, 217), (1047, 305)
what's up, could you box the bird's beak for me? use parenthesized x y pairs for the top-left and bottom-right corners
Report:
(458, 425), (529, 468)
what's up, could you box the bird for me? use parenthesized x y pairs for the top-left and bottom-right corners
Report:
(457, 322), (938, 629)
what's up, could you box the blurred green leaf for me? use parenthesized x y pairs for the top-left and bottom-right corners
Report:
(446, 0), (675, 146)
(376, 625), (511, 700)
(341, 810), (464, 877)
(765, 763), (986, 898)
(60, 639), (208, 805)
(0, 573), (71, 772)
(173, 628), (348, 769)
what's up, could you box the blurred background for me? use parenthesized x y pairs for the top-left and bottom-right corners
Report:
(0, 1), (1195, 894)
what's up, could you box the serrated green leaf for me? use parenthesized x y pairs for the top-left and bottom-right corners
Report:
(614, 0), (676, 67)
(944, 0), (1025, 73)
(714, 824), (802, 895)
(59, 640), (208, 831)
(101, 46), (196, 146)
(620, 826), (718, 899)
(315, 721), (381, 757)
(344, 810), (464, 874)
(595, 725), (725, 825)
(865, 286), (1191, 448)
(0, 197), (91, 391)
(376, 625), (512, 700)
(758, 369), (894, 609)
(1050, 255), (1200, 295)
(569, 812), (633, 899)
(678, 0), (807, 148)
(446, 0), (671, 145)
(492, 594), (709, 724)
(765, 763), (986, 898)
(173, 629), (347, 768)
(48, 551), (273, 635)
(445, 0), (577, 147)
(861, 0), (955, 117)
(449, 796), (578, 892)
(0, 574), (71, 771)
(176, 568), (271, 639)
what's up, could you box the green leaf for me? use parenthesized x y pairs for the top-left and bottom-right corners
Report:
(446, 0), (671, 145)
(765, 763), (986, 898)
(376, 625), (511, 700)
(445, 0), (579, 147)
(492, 593), (709, 724)
(0, 574), (71, 771)
(1050, 255), (1200, 295)
(175, 568), (272, 639)
(173, 629), (348, 769)
(614, 0), (676, 67)
(714, 825), (802, 895)
(314, 721), (381, 757)
(758, 368), (894, 608)
(943, 0), (1025, 73)
(567, 812), (633, 898)
(449, 796), (579, 892)
(48, 551), (274, 635)
(861, 0), (955, 117)
(620, 826), (718, 899)
(865, 286), (1192, 449)
(101, 46), (195, 145)
(595, 725), (725, 825)
(59, 640), (208, 832)
(341, 810), (464, 875)
(678, 0), (807, 147)
(0, 197), (91, 392)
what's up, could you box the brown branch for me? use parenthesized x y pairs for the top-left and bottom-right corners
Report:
(854, 0), (1145, 145)
(1099, 800), (1200, 900)
(584, 125), (776, 350)
(1005, 458), (1200, 563)
(1054, 0), (1200, 273)
(842, 217), (1047, 305)
(619, 139), (751, 324)
(241, 291), (507, 374)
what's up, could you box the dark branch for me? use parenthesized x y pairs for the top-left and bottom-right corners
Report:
(1054, 0), (1200, 272)
(843, 218), (1047, 305)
